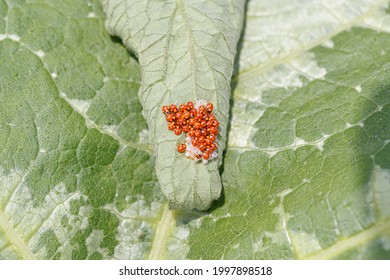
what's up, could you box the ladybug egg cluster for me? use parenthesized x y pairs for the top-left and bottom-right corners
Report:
(162, 100), (219, 164)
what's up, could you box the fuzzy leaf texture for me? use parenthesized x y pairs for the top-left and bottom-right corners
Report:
(101, 0), (246, 211)
(0, 0), (390, 260)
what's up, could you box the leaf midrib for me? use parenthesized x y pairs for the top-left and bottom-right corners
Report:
(0, 211), (36, 259)
(148, 203), (175, 259)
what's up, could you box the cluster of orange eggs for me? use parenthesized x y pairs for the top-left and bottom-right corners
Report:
(162, 100), (219, 163)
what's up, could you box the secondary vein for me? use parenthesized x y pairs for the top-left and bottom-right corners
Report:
(306, 217), (390, 259)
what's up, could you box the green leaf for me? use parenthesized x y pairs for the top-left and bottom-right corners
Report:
(205, 0), (390, 259)
(0, 0), (156, 259)
(1, 0), (390, 260)
(101, 0), (246, 210)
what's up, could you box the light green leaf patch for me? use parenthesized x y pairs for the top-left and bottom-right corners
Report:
(101, 0), (246, 210)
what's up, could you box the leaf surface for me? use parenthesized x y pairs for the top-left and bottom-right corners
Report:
(101, 0), (246, 210)
(0, 0), (156, 259)
(198, 0), (390, 259)
(1, 0), (390, 260)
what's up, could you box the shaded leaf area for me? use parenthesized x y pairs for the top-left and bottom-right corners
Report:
(0, 0), (160, 259)
(188, 27), (390, 259)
